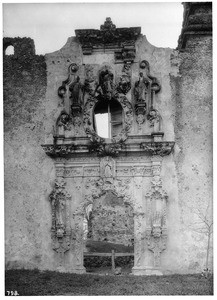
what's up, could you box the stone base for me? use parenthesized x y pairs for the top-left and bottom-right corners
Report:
(131, 266), (163, 276)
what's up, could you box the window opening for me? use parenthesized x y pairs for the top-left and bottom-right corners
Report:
(94, 99), (123, 139)
(5, 45), (14, 55)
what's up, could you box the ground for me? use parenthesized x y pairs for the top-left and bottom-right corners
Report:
(5, 269), (213, 296)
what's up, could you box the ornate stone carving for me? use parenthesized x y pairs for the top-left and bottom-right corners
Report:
(42, 144), (87, 156)
(56, 111), (72, 135)
(100, 156), (116, 180)
(96, 67), (115, 100)
(49, 179), (71, 261)
(134, 72), (150, 103)
(134, 61), (161, 130)
(83, 93), (133, 145)
(75, 17), (140, 56)
(147, 108), (161, 127)
(69, 76), (83, 105)
(117, 62), (131, 95)
(89, 141), (124, 157)
(145, 176), (168, 268)
(140, 142), (175, 156)
(58, 63), (79, 98)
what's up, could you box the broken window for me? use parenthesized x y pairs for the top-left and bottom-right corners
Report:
(93, 99), (123, 139)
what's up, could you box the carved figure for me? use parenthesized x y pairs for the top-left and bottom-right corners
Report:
(97, 69), (114, 100)
(57, 112), (70, 130)
(69, 76), (83, 105)
(134, 72), (150, 103)
(147, 108), (161, 128)
(117, 73), (131, 95)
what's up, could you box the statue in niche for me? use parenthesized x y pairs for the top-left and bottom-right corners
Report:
(69, 76), (83, 105)
(134, 72), (150, 103)
(97, 69), (114, 100)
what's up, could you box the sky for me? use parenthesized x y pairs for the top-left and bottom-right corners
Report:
(3, 2), (184, 54)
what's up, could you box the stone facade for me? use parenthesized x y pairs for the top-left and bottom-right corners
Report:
(4, 3), (212, 275)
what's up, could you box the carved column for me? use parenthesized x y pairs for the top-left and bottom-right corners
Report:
(131, 176), (145, 275)
(49, 178), (72, 272)
(144, 155), (168, 275)
(72, 212), (86, 274)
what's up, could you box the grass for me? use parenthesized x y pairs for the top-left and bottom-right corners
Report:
(5, 269), (213, 296)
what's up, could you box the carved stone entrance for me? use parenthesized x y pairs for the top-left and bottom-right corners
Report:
(42, 18), (174, 275)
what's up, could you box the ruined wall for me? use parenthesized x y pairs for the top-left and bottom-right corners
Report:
(171, 2), (213, 272)
(4, 38), (55, 270)
(4, 2), (212, 275)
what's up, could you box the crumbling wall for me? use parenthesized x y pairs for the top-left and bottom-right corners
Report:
(170, 2), (212, 272)
(4, 38), (55, 270)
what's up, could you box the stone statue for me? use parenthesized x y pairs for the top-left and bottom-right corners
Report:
(98, 69), (114, 100)
(134, 72), (150, 103)
(69, 76), (82, 105)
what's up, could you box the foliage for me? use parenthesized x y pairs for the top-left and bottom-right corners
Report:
(5, 269), (213, 296)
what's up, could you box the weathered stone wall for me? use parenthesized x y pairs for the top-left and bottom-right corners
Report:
(4, 3), (212, 274)
(170, 2), (212, 273)
(170, 38), (212, 272)
(4, 38), (56, 270)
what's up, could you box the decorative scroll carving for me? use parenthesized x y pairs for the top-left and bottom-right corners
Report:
(140, 142), (175, 156)
(145, 176), (168, 268)
(58, 63), (79, 98)
(49, 179), (71, 263)
(75, 17), (141, 56)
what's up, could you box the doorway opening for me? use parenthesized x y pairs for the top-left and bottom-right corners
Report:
(83, 192), (134, 275)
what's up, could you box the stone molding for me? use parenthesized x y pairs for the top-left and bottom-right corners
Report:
(42, 141), (174, 157)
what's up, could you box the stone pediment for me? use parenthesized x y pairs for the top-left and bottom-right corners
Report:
(75, 17), (141, 56)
